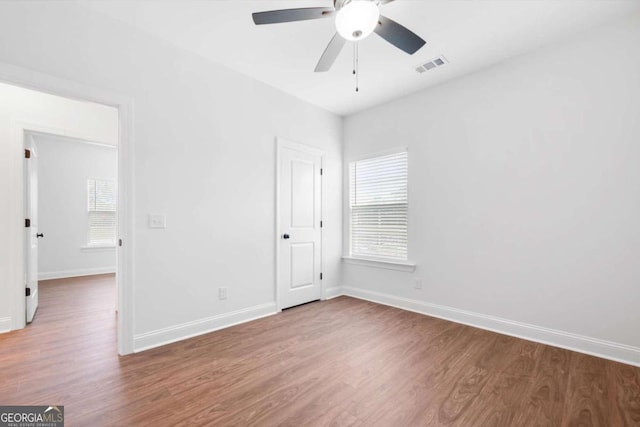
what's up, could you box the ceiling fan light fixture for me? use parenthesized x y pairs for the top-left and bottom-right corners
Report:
(335, 0), (380, 41)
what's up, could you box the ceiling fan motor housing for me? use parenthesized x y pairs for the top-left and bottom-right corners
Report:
(334, 0), (380, 41)
(333, 0), (345, 11)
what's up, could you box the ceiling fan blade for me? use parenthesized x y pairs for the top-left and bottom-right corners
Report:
(374, 14), (426, 54)
(314, 33), (346, 72)
(252, 7), (334, 25)
(378, 0), (396, 4)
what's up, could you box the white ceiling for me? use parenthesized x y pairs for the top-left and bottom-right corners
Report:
(82, 0), (640, 116)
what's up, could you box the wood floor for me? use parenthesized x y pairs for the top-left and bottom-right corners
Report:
(0, 275), (639, 426)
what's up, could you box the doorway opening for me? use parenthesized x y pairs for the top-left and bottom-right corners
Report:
(24, 131), (118, 324)
(0, 65), (133, 354)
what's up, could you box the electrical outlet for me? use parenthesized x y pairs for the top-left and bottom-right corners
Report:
(218, 287), (227, 300)
(414, 278), (422, 290)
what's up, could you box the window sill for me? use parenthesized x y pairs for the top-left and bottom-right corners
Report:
(342, 256), (416, 272)
(81, 244), (116, 251)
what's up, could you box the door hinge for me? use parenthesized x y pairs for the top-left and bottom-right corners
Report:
(24, 149), (31, 159)
(25, 218), (31, 228)
(320, 220), (323, 228)
(26, 287), (31, 297)
(118, 239), (123, 247)
(320, 272), (323, 280)
(320, 168), (323, 176)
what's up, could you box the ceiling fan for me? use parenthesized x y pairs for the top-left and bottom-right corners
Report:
(252, 0), (426, 72)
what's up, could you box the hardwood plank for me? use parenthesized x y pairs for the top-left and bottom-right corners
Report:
(454, 340), (541, 426)
(608, 360), (640, 426)
(437, 332), (516, 425)
(357, 325), (486, 426)
(562, 353), (611, 426)
(515, 345), (572, 427)
(1, 275), (639, 426)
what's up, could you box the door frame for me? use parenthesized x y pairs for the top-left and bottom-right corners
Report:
(275, 137), (325, 311)
(0, 61), (135, 355)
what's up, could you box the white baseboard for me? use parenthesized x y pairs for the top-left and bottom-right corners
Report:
(324, 286), (342, 300)
(342, 286), (640, 367)
(134, 302), (278, 353)
(0, 317), (11, 333)
(39, 267), (116, 281)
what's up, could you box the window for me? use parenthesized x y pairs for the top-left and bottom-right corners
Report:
(349, 150), (408, 261)
(87, 178), (116, 246)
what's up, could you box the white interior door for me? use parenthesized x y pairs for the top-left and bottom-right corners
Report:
(278, 142), (323, 309)
(25, 137), (39, 323)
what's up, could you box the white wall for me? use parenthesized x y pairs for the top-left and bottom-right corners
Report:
(35, 134), (117, 280)
(0, 81), (118, 332)
(343, 15), (640, 365)
(0, 2), (342, 348)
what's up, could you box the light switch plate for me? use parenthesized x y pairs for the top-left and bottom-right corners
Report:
(148, 213), (166, 229)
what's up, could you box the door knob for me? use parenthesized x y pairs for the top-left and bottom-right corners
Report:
(36, 233), (44, 238)
(282, 233), (290, 240)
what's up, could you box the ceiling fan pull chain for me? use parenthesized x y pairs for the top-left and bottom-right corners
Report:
(355, 41), (359, 93)
(352, 42), (356, 75)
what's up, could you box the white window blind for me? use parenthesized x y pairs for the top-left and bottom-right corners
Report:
(349, 151), (408, 261)
(87, 179), (116, 245)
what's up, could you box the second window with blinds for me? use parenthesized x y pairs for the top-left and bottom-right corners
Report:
(87, 178), (116, 246)
(349, 150), (408, 261)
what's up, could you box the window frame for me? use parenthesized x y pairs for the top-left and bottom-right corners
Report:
(86, 177), (117, 247)
(345, 147), (414, 270)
